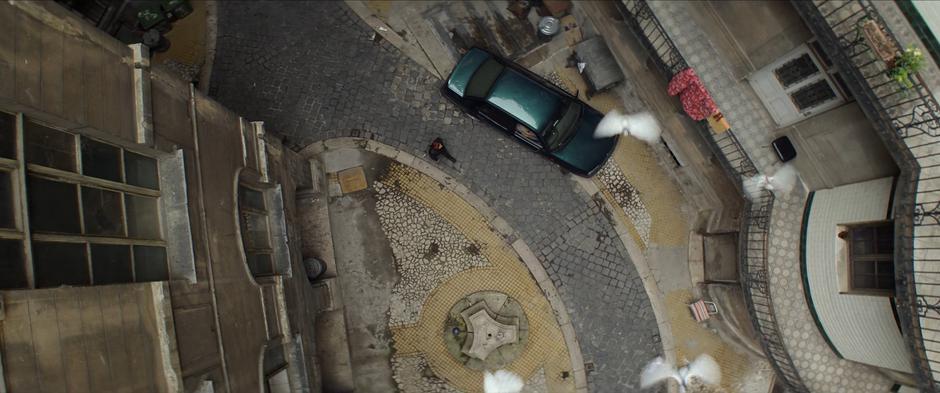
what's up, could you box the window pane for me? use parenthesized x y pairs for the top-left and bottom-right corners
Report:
(134, 245), (168, 282)
(82, 186), (124, 236)
(126, 194), (160, 239)
(774, 53), (820, 88)
(247, 253), (274, 276)
(33, 241), (89, 288)
(81, 138), (122, 182)
(877, 261), (895, 276)
(790, 79), (837, 111)
(28, 177), (81, 233)
(0, 112), (14, 159)
(240, 211), (270, 249)
(876, 224), (894, 253)
(876, 277), (895, 290)
(25, 121), (76, 172)
(851, 228), (874, 256)
(124, 151), (158, 190)
(90, 244), (132, 285)
(853, 274), (875, 289)
(855, 260), (875, 275)
(239, 186), (266, 211)
(0, 171), (14, 229)
(0, 239), (27, 289)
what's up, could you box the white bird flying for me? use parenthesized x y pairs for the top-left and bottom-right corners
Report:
(484, 370), (524, 393)
(743, 164), (799, 200)
(640, 354), (721, 393)
(594, 110), (662, 144)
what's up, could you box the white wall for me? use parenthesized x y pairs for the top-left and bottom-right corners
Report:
(898, 385), (919, 393)
(805, 177), (912, 373)
(913, 1), (940, 36)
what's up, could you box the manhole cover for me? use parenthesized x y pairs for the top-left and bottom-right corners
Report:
(338, 166), (367, 194)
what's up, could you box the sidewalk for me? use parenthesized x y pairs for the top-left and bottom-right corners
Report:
(564, 4), (775, 392)
(642, 1), (894, 392)
(301, 138), (586, 393)
(341, 2), (775, 391)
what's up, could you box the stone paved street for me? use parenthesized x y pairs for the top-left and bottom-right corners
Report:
(209, 1), (661, 391)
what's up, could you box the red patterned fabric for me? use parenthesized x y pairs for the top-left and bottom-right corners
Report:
(667, 67), (718, 121)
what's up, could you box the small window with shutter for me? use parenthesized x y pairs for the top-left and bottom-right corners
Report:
(841, 221), (895, 295)
(749, 43), (847, 127)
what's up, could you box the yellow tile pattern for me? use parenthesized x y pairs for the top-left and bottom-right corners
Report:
(610, 139), (688, 247)
(601, 186), (648, 251)
(382, 163), (575, 393)
(666, 290), (754, 393)
(556, 66), (688, 248)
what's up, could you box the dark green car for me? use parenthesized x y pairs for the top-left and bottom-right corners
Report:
(441, 47), (618, 177)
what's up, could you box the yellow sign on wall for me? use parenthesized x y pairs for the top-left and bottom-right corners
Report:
(708, 111), (731, 134)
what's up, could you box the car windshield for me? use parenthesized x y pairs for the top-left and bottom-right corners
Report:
(543, 102), (582, 152)
(465, 58), (505, 98)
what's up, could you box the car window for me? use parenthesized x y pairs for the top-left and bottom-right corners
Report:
(514, 124), (540, 146)
(544, 102), (582, 151)
(478, 105), (515, 131)
(466, 59), (505, 99)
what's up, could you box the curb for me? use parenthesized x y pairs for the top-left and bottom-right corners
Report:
(570, 174), (678, 368)
(342, 0), (443, 80)
(197, 0), (218, 92)
(299, 137), (587, 393)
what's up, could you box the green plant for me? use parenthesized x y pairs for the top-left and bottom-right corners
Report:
(888, 46), (925, 89)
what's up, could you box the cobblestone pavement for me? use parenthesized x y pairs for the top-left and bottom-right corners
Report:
(209, 1), (661, 391)
(375, 162), (573, 393)
(373, 174), (489, 327)
(646, 1), (893, 392)
(546, 29), (767, 392)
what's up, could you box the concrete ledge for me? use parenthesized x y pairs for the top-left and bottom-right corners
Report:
(301, 137), (587, 390)
(343, 0), (443, 79)
(298, 140), (327, 157)
(196, 0), (219, 93)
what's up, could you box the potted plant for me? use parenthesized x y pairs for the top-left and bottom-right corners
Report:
(888, 46), (925, 89)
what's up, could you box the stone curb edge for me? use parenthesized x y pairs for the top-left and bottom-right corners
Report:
(196, 0), (219, 93)
(342, 0), (443, 80)
(299, 137), (588, 393)
(569, 175), (678, 367)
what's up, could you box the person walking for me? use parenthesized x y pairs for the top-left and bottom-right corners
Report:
(428, 137), (457, 162)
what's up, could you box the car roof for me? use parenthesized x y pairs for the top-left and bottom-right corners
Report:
(486, 68), (563, 132)
(447, 47), (564, 132)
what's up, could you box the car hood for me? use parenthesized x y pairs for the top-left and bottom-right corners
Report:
(550, 108), (619, 176)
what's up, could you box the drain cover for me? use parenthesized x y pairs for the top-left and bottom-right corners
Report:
(337, 166), (367, 194)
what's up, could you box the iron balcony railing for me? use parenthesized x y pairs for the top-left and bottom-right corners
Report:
(615, 1), (811, 391)
(792, 1), (940, 391)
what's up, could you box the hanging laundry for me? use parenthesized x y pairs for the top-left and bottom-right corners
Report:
(667, 67), (718, 121)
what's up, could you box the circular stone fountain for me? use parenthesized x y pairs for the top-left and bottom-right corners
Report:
(444, 291), (529, 370)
